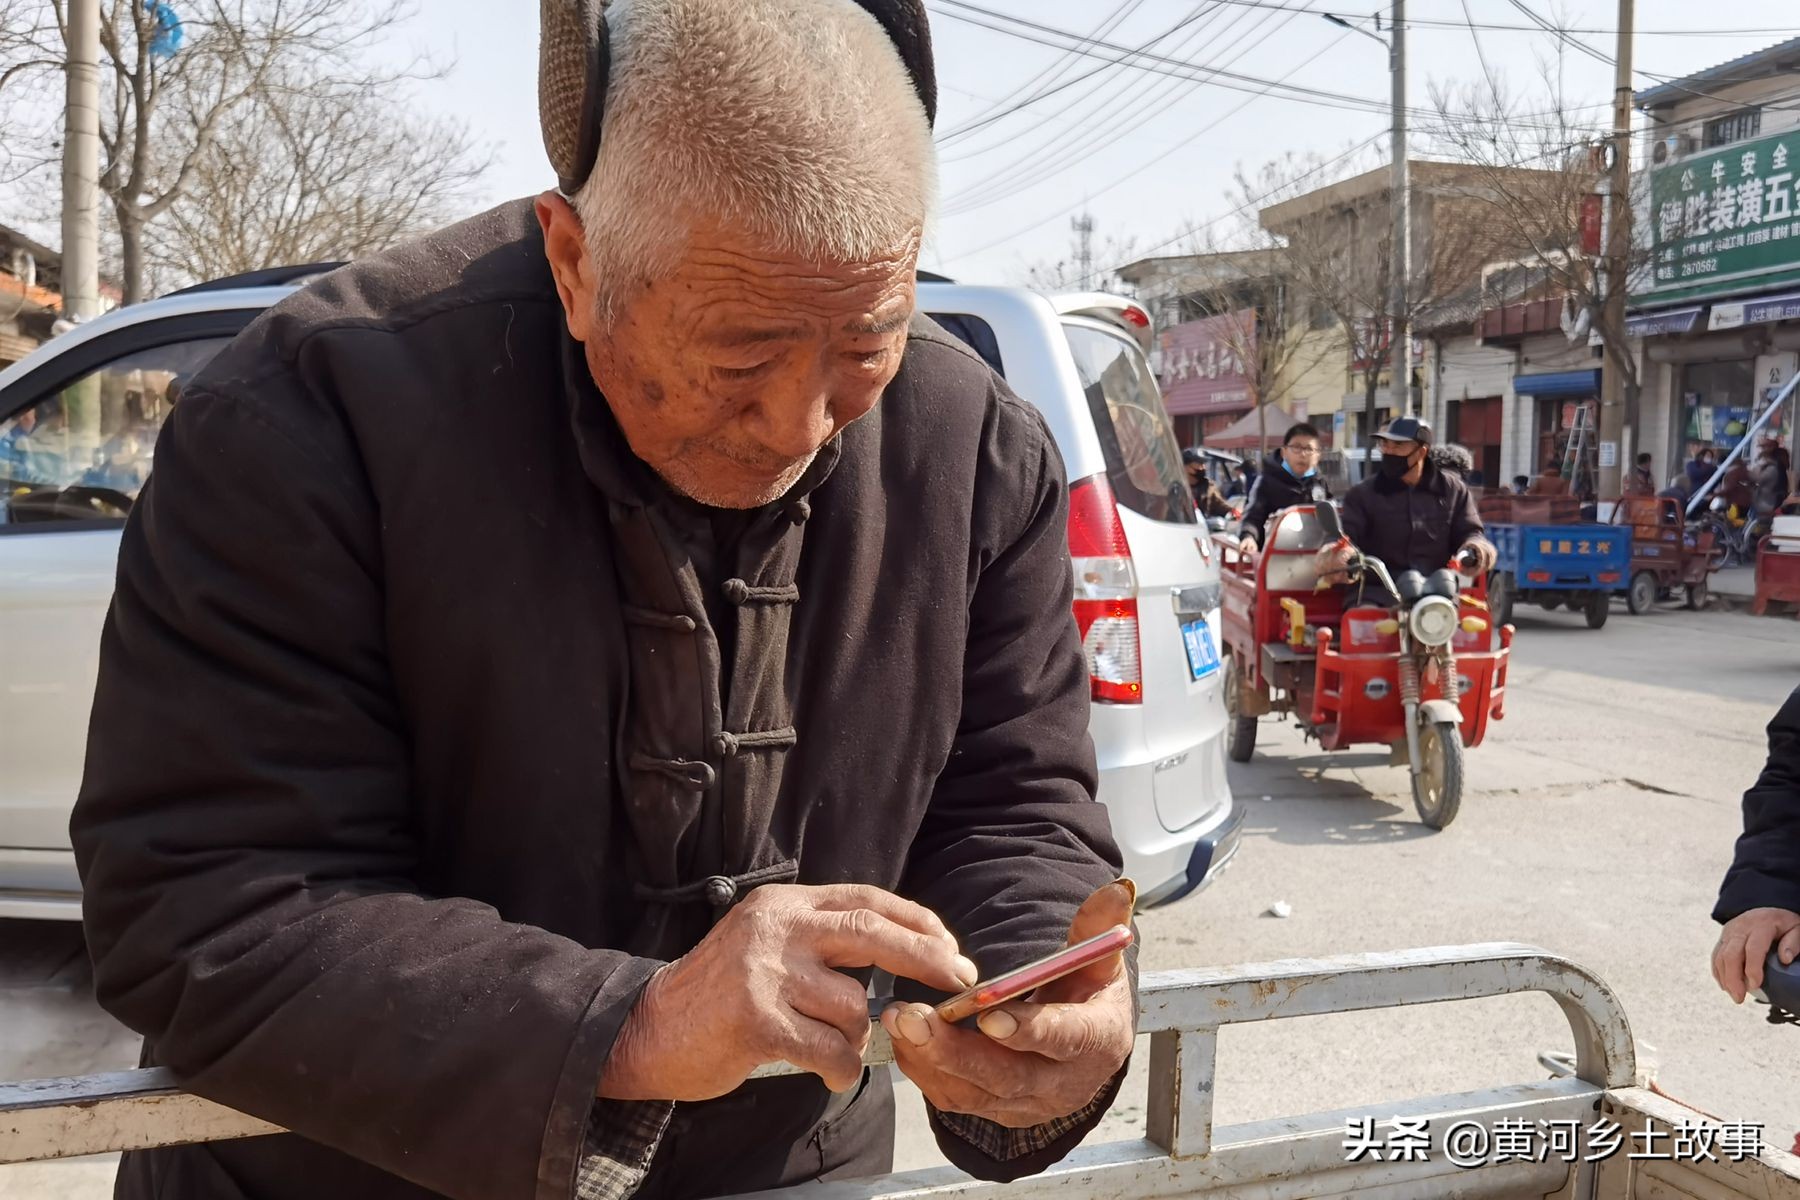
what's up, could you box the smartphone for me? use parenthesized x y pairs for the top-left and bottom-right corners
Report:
(933, 925), (1133, 1024)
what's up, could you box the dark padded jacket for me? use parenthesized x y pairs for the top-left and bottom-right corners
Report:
(1341, 457), (1486, 576)
(70, 200), (1127, 1200)
(1715, 688), (1800, 922)
(1236, 452), (1332, 546)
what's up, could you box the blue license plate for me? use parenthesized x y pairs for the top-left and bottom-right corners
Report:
(1181, 615), (1221, 681)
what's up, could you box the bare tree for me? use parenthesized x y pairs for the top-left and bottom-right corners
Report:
(1249, 151), (1518, 452)
(1425, 70), (1645, 463)
(143, 79), (488, 288)
(0, 2), (57, 178)
(20, 0), (453, 303)
(1164, 232), (1339, 460)
(1022, 228), (1141, 294)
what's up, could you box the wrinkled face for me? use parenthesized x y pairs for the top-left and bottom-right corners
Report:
(538, 194), (918, 509)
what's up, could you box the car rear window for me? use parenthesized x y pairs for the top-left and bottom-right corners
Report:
(1061, 322), (1195, 525)
(925, 312), (1004, 376)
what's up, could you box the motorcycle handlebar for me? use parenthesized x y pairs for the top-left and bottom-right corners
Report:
(1763, 951), (1800, 1020)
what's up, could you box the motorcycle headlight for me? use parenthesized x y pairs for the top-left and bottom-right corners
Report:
(1410, 595), (1460, 647)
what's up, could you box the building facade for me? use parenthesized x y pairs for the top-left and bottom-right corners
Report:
(1118, 249), (1343, 450)
(1258, 160), (1568, 470)
(1630, 37), (1800, 488)
(0, 226), (67, 370)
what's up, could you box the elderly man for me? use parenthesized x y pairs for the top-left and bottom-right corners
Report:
(69, 3), (1134, 1199)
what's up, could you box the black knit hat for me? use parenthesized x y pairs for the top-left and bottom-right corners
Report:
(539, 0), (938, 196)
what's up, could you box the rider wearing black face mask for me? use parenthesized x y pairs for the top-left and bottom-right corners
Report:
(1335, 418), (1496, 606)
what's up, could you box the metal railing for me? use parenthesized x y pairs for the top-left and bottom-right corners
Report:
(1, 944), (1638, 1197)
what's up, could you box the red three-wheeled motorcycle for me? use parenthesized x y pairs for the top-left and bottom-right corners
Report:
(1217, 503), (1513, 829)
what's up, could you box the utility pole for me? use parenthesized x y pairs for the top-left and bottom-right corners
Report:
(1325, 7), (1408, 453)
(60, 0), (102, 322)
(1387, 0), (1410, 427)
(1072, 212), (1095, 290)
(1596, 0), (1635, 498)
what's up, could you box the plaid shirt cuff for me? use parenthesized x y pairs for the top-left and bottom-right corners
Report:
(928, 1078), (1115, 1163)
(573, 1099), (674, 1200)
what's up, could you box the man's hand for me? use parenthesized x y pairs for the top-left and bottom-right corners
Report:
(600, 884), (976, 1101)
(880, 880), (1135, 1130)
(1712, 907), (1800, 1003)
(1456, 538), (1497, 577)
(1236, 534), (1257, 558)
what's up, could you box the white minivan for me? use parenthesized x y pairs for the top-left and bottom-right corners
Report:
(0, 267), (1240, 918)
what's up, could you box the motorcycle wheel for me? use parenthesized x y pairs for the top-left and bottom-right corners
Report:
(1489, 571), (1515, 628)
(1224, 654), (1257, 764)
(1584, 591), (1610, 629)
(1685, 578), (1709, 610)
(1627, 571), (1658, 616)
(1413, 719), (1464, 829)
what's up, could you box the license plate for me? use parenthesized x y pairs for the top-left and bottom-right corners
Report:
(1181, 615), (1221, 681)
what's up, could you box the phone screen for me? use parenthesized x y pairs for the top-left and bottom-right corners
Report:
(933, 925), (1132, 1023)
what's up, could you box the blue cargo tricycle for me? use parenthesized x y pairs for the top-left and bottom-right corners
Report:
(1486, 523), (1631, 629)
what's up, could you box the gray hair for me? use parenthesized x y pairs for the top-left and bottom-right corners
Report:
(573, 0), (937, 322)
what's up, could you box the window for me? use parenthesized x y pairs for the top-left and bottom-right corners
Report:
(1703, 109), (1762, 149)
(0, 336), (233, 526)
(1062, 322), (1195, 525)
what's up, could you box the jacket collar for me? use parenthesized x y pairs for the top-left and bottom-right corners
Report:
(561, 325), (843, 517)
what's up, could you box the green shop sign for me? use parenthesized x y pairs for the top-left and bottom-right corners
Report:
(1646, 130), (1800, 304)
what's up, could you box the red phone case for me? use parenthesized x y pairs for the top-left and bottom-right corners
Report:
(933, 925), (1132, 1023)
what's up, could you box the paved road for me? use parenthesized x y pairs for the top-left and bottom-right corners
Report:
(4, 604), (1796, 1193)
(903, 604), (1800, 1167)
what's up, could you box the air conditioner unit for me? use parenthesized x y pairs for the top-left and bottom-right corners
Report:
(1652, 134), (1696, 165)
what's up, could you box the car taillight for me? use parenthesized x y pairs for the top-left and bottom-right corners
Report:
(1120, 305), (1150, 329)
(1068, 474), (1141, 704)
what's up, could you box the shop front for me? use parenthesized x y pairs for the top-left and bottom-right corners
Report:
(1157, 310), (1257, 448)
(1634, 127), (1800, 490)
(1512, 369), (1602, 495)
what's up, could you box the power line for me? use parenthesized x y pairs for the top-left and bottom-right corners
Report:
(936, 0), (1149, 145)
(1459, 0), (1501, 101)
(1504, 0), (1612, 68)
(944, 6), (1299, 214)
(929, 2), (1613, 133)
(1502, 0), (1800, 114)
(1094, 132), (1389, 273)
(927, 3), (1402, 121)
(1184, 0), (1800, 37)
(934, 30), (1367, 266)
(937, 3), (1226, 146)
(941, 2), (1233, 168)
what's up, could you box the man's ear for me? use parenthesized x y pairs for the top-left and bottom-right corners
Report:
(535, 191), (598, 343)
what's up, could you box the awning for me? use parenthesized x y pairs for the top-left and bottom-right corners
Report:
(1512, 369), (1600, 398)
(1708, 291), (1800, 331)
(1625, 306), (1704, 338)
(1202, 402), (1297, 451)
